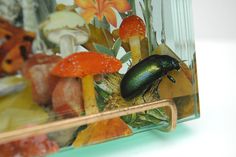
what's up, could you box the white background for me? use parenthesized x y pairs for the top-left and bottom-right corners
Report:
(193, 0), (236, 40)
(52, 0), (236, 157)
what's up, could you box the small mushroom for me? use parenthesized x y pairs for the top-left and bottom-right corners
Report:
(119, 15), (146, 65)
(52, 52), (122, 115)
(42, 11), (89, 57)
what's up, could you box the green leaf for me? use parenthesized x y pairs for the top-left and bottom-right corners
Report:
(112, 38), (122, 56)
(120, 52), (131, 63)
(147, 109), (169, 121)
(128, 0), (136, 15)
(96, 94), (106, 112)
(93, 43), (115, 56)
(122, 108), (169, 128)
(95, 85), (110, 100)
(95, 85), (111, 112)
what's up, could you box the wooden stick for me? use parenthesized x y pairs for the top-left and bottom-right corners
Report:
(0, 99), (177, 144)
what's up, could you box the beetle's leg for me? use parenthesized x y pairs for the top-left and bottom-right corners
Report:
(142, 79), (162, 102)
(154, 88), (160, 99)
(127, 60), (132, 68)
(154, 79), (162, 99)
(167, 75), (176, 83)
(146, 79), (161, 100)
(142, 84), (153, 102)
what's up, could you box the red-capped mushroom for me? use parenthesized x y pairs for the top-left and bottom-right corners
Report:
(51, 52), (122, 115)
(119, 15), (146, 65)
(51, 52), (132, 146)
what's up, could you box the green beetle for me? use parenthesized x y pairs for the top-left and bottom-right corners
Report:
(120, 55), (180, 99)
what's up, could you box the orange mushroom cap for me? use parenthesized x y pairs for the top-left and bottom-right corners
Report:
(51, 52), (122, 77)
(119, 15), (146, 42)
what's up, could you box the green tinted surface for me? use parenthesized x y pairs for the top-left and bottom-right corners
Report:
(49, 124), (192, 157)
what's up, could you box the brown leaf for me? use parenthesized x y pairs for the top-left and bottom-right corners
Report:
(159, 69), (194, 99)
(154, 43), (196, 99)
(154, 44), (199, 119)
(174, 94), (200, 119)
(83, 24), (115, 51)
(154, 44), (194, 82)
(160, 89), (199, 120)
(73, 118), (132, 147)
(0, 18), (35, 75)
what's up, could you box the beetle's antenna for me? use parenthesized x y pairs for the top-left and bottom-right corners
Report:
(180, 60), (188, 63)
(178, 60), (189, 71)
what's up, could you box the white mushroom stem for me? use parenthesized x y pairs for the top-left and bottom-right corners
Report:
(59, 35), (75, 58)
(42, 11), (89, 57)
(46, 29), (89, 57)
(128, 36), (142, 65)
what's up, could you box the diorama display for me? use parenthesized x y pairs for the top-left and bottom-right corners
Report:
(0, 0), (199, 156)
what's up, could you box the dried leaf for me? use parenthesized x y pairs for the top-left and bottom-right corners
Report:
(83, 24), (114, 51)
(154, 44), (199, 119)
(73, 118), (132, 147)
(154, 44), (193, 82)
(0, 18), (35, 75)
(154, 44), (196, 99)
(140, 38), (150, 59)
(174, 94), (200, 119)
(157, 66), (197, 120)
(159, 69), (194, 99)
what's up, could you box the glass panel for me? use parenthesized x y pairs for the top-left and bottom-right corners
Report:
(0, 0), (199, 156)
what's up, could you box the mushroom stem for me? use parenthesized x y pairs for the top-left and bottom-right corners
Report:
(128, 36), (142, 65)
(59, 35), (75, 57)
(81, 75), (99, 115)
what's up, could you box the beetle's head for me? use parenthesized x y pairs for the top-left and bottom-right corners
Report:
(158, 55), (180, 71)
(170, 57), (180, 71)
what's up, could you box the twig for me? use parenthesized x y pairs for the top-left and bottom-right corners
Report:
(128, 0), (136, 15)
(161, 0), (166, 44)
(142, 0), (158, 55)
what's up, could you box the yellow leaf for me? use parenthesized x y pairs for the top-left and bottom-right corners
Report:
(81, 8), (97, 24)
(75, 0), (131, 27)
(0, 84), (48, 132)
(74, 0), (94, 9)
(103, 7), (117, 27)
(111, 0), (131, 13)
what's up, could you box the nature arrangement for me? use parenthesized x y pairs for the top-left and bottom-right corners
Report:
(0, 0), (199, 156)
